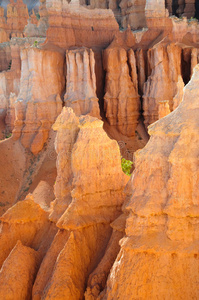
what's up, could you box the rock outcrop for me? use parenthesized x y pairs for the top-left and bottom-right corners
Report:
(103, 40), (140, 137)
(64, 48), (100, 118)
(143, 43), (182, 127)
(32, 107), (128, 299)
(119, 0), (146, 30)
(7, 0), (29, 37)
(102, 64), (199, 299)
(13, 46), (65, 155)
(45, 0), (119, 49)
(0, 240), (38, 300)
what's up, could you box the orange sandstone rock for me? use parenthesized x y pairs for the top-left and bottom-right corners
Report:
(46, 0), (119, 48)
(7, 0), (29, 38)
(103, 40), (140, 137)
(173, 75), (184, 110)
(13, 46), (65, 155)
(102, 64), (199, 300)
(158, 100), (171, 119)
(64, 48), (100, 118)
(34, 107), (128, 299)
(0, 196), (51, 269)
(0, 240), (38, 300)
(143, 42), (182, 127)
(119, 0), (146, 30)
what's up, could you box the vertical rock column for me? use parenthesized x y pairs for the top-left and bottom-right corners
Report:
(143, 43), (182, 128)
(119, 0), (146, 29)
(13, 47), (65, 155)
(64, 48), (100, 118)
(103, 41), (140, 137)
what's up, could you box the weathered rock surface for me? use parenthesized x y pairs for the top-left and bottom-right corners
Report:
(119, 0), (146, 30)
(143, 42), (182, 127)
(64, 48), (100, 118)
(45, 0), (119, 48)
(32, 107), (128, 299)
(0, 196), (52, 268)
(103, 40), (140, 137)
(13, 46), (65, 155)
(102, 64), (199, 300)
(7, 0), (29, 37)
(0, 240), (38, 300)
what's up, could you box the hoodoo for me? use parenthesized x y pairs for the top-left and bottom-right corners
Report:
(0, 0), (198, 299)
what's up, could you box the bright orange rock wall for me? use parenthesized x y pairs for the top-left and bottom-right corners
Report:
(13, 46), (65, 155)
(102, 64), (199, 300)
(64, 48), (100, 118)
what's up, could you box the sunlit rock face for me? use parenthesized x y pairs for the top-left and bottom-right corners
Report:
(64, 48), (100, 119)
(13, 46), (65, 155)
(103, 39), (140, 137)
(101, 65), (199, 300)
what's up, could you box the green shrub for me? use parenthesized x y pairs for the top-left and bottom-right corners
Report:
(121, 157), (133, 176)
(5, 133), (12, 139)
(33, 40), (38, 47)
(36, 13), (40, 20)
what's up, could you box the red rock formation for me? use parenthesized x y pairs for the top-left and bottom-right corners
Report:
(13, 46), (65, 155)
(173, 75), (184, 110)
(184, 0), (195, 18)
(31, 107), (128, 299)
(0, 196), (54, 268)
(64, 48), (100, 118)
(0, 240), (38, 300)
(101, 63), (199, 300)
(158, 99), (171, 119)
(30, 9), (38, 25)
(145, 0), (167, 18)
(0, 7), (9, 43)
(45, 0), (119, 48)
(119, 0), (146, 30)
(143, 42), (182, 128)
(7, 0), (29, 38)
(103, 40), (140, 137)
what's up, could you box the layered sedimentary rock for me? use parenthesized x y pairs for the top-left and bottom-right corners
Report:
(102, 64), (199, 300)
(64, 48), (100, 118)
(32, 108), (128, 299)
(24, 0), (48, 38)
(103, 40), (140, 137)
(145, 0), (167, 18)
(0, 7), (9, 43)
(7, 0), (29, 37)
(45, 0), (119, 48)
(143, 42), (182, 127)
(13, 46), (65, 155)
(119, 0), (146, 30)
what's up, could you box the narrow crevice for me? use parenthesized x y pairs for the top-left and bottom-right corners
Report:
(181, 48), (192, 85)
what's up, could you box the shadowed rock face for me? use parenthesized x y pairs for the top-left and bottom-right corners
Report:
(101, 65), (199, 300)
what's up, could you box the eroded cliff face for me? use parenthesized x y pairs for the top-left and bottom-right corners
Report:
(101, 64), (199, 300)
(64, 48), (100, 118)
(13, 46), (65, 155)
(0, 0), (199, 299)
(0, 107), (128, 299)
(103, 40), (140, 137)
